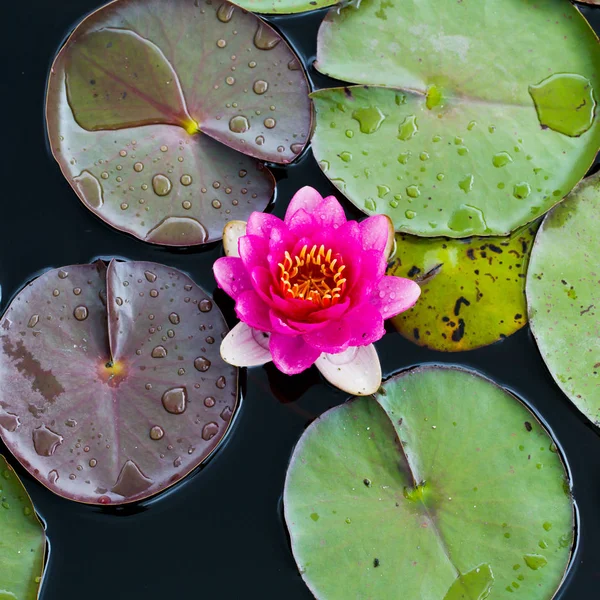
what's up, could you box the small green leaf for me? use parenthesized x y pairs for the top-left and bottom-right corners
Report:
(312, 0), (600, 237)
(231, 0), (337, 14)
(388, 224), (538, 351)
(285, 367), (574, 600)
(527, 172), (600, 426)
(0, 456), (46, 600)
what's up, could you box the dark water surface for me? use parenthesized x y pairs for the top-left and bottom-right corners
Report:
(1, 1), (599, 598)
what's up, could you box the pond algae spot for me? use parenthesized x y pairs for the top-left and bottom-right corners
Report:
(351, 106), (386, 134)
(443, 564), (494, 600)
(529, 73), (596, 137)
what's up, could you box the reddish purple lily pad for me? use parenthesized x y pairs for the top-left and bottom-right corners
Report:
(0, 260), (238, 505)
(46, 0), (312, 246)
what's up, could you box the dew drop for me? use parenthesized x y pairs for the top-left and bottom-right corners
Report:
(291, 143), (303, 154)
(253, 22), (281, 50)
(217, 3), (235, 22)
(151, 345), (168, 358)
(459, 174), (475, 194)
(253, 80), (269, 95)
(180, 174), (193, 186)
(32, 425), (63, 457)
(351, 106), (386, 134)
(162, 387), (187, 414)
(229, 115), (250, 134)
(48, 470), (59, 484)
(149, 425), (165, 440)
(220, 406), (233, 422)
(134, 162), (144, 172)
(89, 459), (97, 468)
(27, 315), (39, 328)
(406, 185), (420, 198)
(523, 554), (548, 570)
(73, 306), (89, 321)
(194, 356), (211, 372)
(202, 422), (219, 440)
(151, 174), (172, 197)
(255, 135), (265, 145)
(216, 376), (227, 389)
(264, 117), (276, 129)
(204, 396), (216, 408)
(493, 152), (514, 168)
(169, 313), (180, 325)
(513, 182), (532, 200)
(199, 299), (213, 312)
(398, 115), (418, 141)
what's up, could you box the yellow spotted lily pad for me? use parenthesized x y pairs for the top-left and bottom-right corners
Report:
(388, 224), (538, 351)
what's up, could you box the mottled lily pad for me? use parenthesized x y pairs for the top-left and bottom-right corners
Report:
(312, 0), (600, 237)
(527, 173), (600, 426)
(0, 456), (46, 600)
(285, 367), (574, 600)
(46, 0), (311, 246)
(388, 224), (538, 351)
(232, 0), (337, 13)
(0, 260), (237, 505)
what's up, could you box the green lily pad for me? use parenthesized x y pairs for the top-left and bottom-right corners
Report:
(312, 0), (600, 237)
(231, 0), (337, 14)
(388, 224), (538, 351)
(0, 456), (46, 600)
(527, 173), (600, 426)
(285, 367), (574, 600)
(46, 0), (311, 246)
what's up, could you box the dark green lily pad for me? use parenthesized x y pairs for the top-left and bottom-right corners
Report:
(0, 260), (237, 505)
(232, 0), (337, 13)
(285, 367), (574, 600)
(0, 456), (46, 600)
(46, 0), (312, 246)
(388, 224), (538, 351)
(527, 173), (600, 426)
(312, 0), (600, 237)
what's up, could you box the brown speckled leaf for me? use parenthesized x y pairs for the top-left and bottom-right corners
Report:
(0, 260), (237, 505)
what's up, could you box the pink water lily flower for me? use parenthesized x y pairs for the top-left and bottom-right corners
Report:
(213, 187), (421, 395)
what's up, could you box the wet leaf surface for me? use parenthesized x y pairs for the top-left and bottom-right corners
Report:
(312, 0), (600, 237)
(285, 367), (574, 600)
(0, 456), (46, 600)
(232, 0), (337, 13)
(388, 224), (538, 351)
(0, 261), (238, 505)
(527, 173), (600, 426)
(46, 0), (312, 246)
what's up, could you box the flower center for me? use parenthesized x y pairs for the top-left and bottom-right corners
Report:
(278, 244), (347, 307)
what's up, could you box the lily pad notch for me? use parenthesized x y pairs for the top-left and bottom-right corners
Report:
(285, 366), (574, 600)
(0, 259), (238, 505)
(46, 0), (312, 246)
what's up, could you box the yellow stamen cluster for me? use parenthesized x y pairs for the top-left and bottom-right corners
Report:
(278, 244), (346, 307)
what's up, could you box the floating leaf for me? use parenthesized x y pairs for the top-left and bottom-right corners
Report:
(0, 260), (238, 505)
(0, 456), (46, 600)
(285, 367), (574, 600)
(231, 0), (337, 13)
(46, 0), (311, 246)
(388, 224), (538, 351)
(312, 0), (600, 237)
(527, 173), (600, 426)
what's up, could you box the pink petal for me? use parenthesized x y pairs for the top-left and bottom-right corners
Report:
(284, 186), (324, 223)
(287, 208), (316, 237)
(220, 322), (272, 367)
(222, 221), (247, 258)
(312, 195), (347, 228)
(360, 214), (394, 257)
(269, 332), (321, 375)
(303, 318), (352, 354)
(371, 276), (421, 319)
(269, 311), (304, 335)
(235, 290), (271, 331)
(213, 257), (252, 300)
(316, 345), (381, 396)
(246, 212), (286, 240)
(344, 304), (385, 346)
(239, 234), (269, 271)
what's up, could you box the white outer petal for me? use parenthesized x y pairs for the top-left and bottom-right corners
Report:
(316, 345), (382, 396)
(222, 220), (247, 258)
(220, 322), (272, 367)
